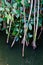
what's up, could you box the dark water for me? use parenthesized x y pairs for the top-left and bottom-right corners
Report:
(0, 31), (43, 65)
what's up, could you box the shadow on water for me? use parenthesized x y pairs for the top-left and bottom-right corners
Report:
(0, 31), (43, 65)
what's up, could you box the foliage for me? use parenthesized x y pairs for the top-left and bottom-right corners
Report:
(0, 0), (43, 57)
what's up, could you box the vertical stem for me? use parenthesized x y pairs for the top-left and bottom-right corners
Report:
(38, 27), (43, 39)
(22, 0), (33, 57)
(11, 36), (17, 47)
(28, 0), (33, 22)
(22, 42), (25, 57)
(36, 0), (40, 35)
(32, 0), (40, 49)
(34, 0), (36, 32)
(11, 7), (21, 47)
(6, 15), (13, 43)
(6, 21), (12, 43)
(32, 0), (36, 49)
(22, 0), (26, 57)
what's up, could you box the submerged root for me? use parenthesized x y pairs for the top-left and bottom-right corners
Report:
(21, 37), (25, 44)
(32, 40), (37, 49)
(26, 41), (29, 47)
(6, 37), (9, 43)
(22, 43), (25, 57)
(6, 22), (12, 44)
(11, 37), (16, 47)
(21, 35), (26, 57)
(38, 27), (43, 39)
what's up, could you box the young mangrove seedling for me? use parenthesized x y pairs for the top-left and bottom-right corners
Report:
(11, 7), (21, 47)
(21, 0), (33, 57)
(11, 21), (21, 47)
(36, 0), (40, 39)
(32, 0), (40, 49)
(6, 14), (13, 43)
(32, 0), (37, 49)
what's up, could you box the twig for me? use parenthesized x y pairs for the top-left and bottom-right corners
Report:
(6, 15), (13, 43)
(22, 0), (33, 57)
(6, 20), (12, 43)
(36, 0), (40, 35)
(32, 0), (40, 49)
(32, 0), (37, 49)
(38, 26), (43, 39)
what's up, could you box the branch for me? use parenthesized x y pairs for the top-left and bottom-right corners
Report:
(32, 0), (40, 49)
(38, 26), (43, 39)
(32, 0), (37, 49)
(6, 14), (13, 43)
(21, 0), (33, 57)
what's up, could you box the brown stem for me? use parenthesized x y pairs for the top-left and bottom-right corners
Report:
(32, 0), (36, 49)
(22, 42), (25, 57)
(11, 36), (16, 47)
(22, 0), (33, 56)
(32, 0), (40, 49)
(6, 21), (12, 43)
(38, 27), (43, 39)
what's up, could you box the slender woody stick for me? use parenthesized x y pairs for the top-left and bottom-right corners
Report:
(22, 0), (33, 44)
(6, 15), (13, 43)
(32, 0), (40, 49)
(38, 27), (43, 39)
(11, 36), (17, 47)
(11, 19), (21, 47)
(6, 20), (12, 43)
(22, 0), (26, 57)
(22, 0), (33, 57)
(36, 0), (40, 36)
(32, 0), (37, 49)
(11, 8), (21, 47)
(28, 0), (33, 23)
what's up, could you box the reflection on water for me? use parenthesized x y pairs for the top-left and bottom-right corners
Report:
(0, 31), (43, 65)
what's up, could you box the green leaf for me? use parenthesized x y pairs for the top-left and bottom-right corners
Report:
(13, 3), (17, 8)
(28, 23), (32, 30)
(0, 7), (4, 11)
(5, 0), (11, 8)
(28, 33), (33, 38)
(5, 8), (10, 12)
